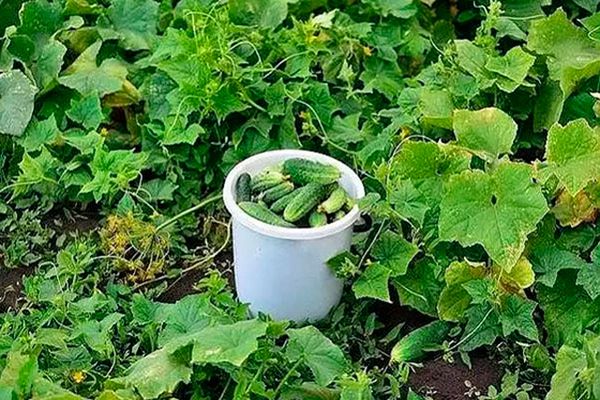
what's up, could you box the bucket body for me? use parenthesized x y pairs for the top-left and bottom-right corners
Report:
(223, 150), (365, 322)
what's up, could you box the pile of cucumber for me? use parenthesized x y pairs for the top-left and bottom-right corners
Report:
(235, 158), (354, 228)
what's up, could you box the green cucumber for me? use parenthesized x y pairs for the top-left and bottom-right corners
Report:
(270, 189), (301, 213)
(283, 183), (332, 222)
(333, 210), (346, 220)
(344, 196), (356, 211)
(308, 210), (327, 227)
(260, 181), (294, 204)
(235, 173), (252, 202)
(239, 202), (295, 228)
(251, 171), (287, 193)
(283, 158), (341, 185)
(318, 185), (348, 214)
(391, 321), (451, 363)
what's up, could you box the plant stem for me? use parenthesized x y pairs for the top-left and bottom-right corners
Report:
(156, 192), (223, 232)
(273, 358), (302, 397)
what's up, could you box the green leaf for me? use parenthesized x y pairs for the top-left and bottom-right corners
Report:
(31, 377), (85, 400)
(304, 83), (339, 127)
(103, 0), (159, 51)
(459, 303), (502, 352)
(391, 142), (471, 207)
(528, 10), (600, 129)
(573, 0), (600, 12)
(329, 114), (364, 145)
(80, 144), (148, 202)
(185, 320), (268, 367)
(485, 47), (535, 93)
(453, 108), (517, 161)
(363, 0), (417, 18)
(462, 279), (494, 305)
(0, 70), (38, 136)
(389, 179), (430, 226)
(114, 348), (191, 400)
(439, 162), (548, 269)
(338, 372), (373, 400)
(537, 270), (600, 347)
(59, 42), (127, 96)
(16, 147), (59, 186)
(140, 179), (178, 202)
(352, 262), (391, 302)
(575, 244), (600, 300)
(286, 326), (348, 386)
(454, 40), (494, 89)
(157, 294), (233, 346)
(371, 231), (418, 276)
(545, 119), (600, 195)
(499, 295), (538, 341)
(16, 0), (62, 39)
(393, 258), (444, 317)
(496, 257), (535, 290)
(437, 261), (487, 322)
(211, 84), (249, 121)
(360, 57), (403, 100)
(530, 245), (586, 287)
(70, 313), (123, 355)
(66, 95), (105, 130)
(0, 352), (37, 399)
(228, 0), (288, 29)
(19, 116), (61, 151)
(419, 89), (454, 130)
(31, 39), (67, 92)
(546, 345), (587, 400)
(162, 123), (204, 146)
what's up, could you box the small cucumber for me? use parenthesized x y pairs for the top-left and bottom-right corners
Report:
(344, 196), (356, 211)
(309, 210), (328, 227)
(318, 185), (348, 214)
(283, 158), (341, 186)
(235, 173), (252, 202)
(284, 183), (333, 222)
(270, 189), (301, 213)
(259, 181), (294, 204)
(334, 210), (346, 220)
(391, 321), (451, 363)
(239, 202), (295, 228)
(251, 171), (287, 193)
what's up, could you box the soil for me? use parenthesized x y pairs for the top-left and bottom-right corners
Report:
(43, 209), (101, 234)
(158, 252), (234, 303)
(0, 266), (32, 312)
(409, 356), (502, 400)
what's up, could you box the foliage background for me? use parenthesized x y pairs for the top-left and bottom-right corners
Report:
(1, 0), (600, 399)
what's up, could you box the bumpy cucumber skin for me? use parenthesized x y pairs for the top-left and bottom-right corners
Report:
(334, 210), (346, 220)
(283, 158), (341, 185)
(251, 171), (287, 193)
(318, 185), (347, 214)
(260, 181), (294, 203)
(344, 196), (356, 212)
(270, 189), (300, 213)
(239, 202), (295, 228)
(308, 211), (327, 227)
(235, 173), (252, 202)
(391, 321), (451, 363)
(283, 183), (332, 222)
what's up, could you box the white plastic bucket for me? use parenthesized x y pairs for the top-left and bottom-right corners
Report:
(223, 150), (365, 322)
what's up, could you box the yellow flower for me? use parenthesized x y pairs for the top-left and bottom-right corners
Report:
(70, 370), (86, 384)
(362, 46), (373, 57)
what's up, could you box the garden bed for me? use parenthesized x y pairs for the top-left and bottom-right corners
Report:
(2, 0), (600, 399)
